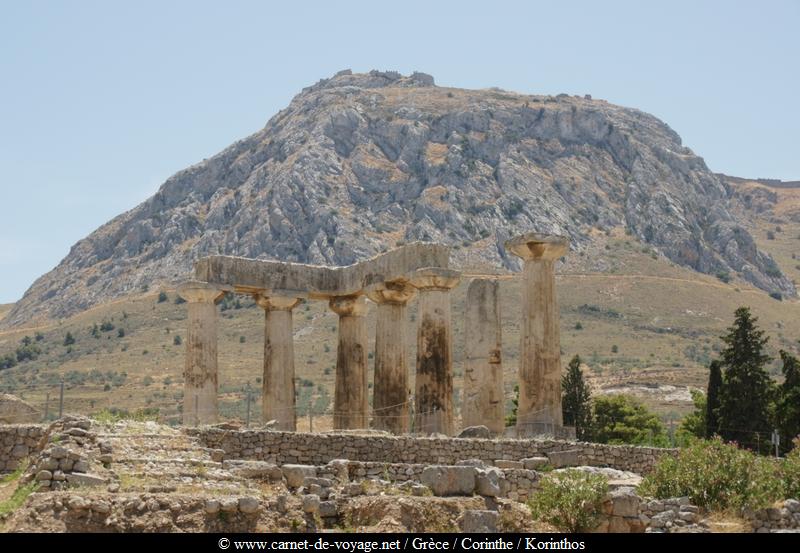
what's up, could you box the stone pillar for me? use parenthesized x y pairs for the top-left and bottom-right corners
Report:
(178, 281), (225, 426)
(255, 295), (302, 431)
(329, 295), (369, 429)
(366, 282), (416, 434)
(505, 233), (569, 436)
(462, 278), (504, 434)
(409, 268), (460, 436)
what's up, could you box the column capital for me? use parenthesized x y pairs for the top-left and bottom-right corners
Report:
(177, 281), (227, 304)
(409, 268), (461, 291)
(254, 294), (302, 311)
(329, 294), (367, 317)
(504, 232), (569, 261)
(365, 280), (417, 305)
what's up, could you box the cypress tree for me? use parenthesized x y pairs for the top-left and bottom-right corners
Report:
(562, 355), (593, 440)
(705, 360), (722, 437)
(777, 350), (800, 452)
(717, 307), (773, 452)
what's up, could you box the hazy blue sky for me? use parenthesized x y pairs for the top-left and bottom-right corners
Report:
(1, 1), (798, 303)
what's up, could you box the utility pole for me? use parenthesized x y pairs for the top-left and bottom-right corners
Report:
(772, 429), (780, 458)
(245, 383), (252, 428)
(58, 379), (64, 418)
(44, 393), (50, 422)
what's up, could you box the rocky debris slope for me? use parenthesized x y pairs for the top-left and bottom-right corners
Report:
(4, 70), (793, 327)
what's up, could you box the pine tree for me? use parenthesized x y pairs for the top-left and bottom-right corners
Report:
(705, 360), (722, 437)
(562, 355), (593, 440)
(777, 350), (800, 453)
(717, 307), (773, 452)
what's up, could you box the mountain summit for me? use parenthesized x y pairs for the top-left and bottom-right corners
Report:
(4, 69), (793, 327)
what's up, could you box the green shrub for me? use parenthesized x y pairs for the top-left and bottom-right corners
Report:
(100, 321), (115, 332)
(158, 291), (168, 303)
(639, 438), (783, 511)
(528, 470), (608, 532)
(782, 441), (800, 499)
(63, 331), (75, 346)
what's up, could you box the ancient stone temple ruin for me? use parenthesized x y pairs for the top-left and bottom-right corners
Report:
(177, 232), (572, 438)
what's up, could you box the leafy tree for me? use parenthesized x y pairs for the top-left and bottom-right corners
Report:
(562, 355), (593, 440)
(678, 390), (706, 441)
(63, 332), (75, 346)
(592, 394), (668, 446)
(717, 307), (773, 452)
(776, 350), (800, 453)
(706, 360), (722, 437)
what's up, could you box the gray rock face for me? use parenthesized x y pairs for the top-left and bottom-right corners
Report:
(420, 465), (477, 496)
(4, 70), (793, 327)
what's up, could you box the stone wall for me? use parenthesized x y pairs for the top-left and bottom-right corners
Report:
(0, 424), (46, 472)
(748, 499), (800, 532)
(191, 429), (674, 474)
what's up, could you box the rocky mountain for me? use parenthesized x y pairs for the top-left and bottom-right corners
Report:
(4, 69), (794, 327)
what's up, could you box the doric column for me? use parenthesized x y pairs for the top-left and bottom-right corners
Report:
(329, 295), (369, 430)
(462, 278), (504, 434)
(366, 282), (416, 434)
(505, 233), (569, 436)
(178, 281), (225, 426)
(409, 268), (460, 436)
(255, 294), (302, 431)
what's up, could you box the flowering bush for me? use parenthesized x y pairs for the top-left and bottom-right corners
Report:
(528, 469), (609, 532)
(639, 438), (783, 511)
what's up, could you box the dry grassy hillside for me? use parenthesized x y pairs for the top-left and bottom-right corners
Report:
(2, 214), (799, 433)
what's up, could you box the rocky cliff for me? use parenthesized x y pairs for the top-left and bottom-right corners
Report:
(4, 70), (794, 327)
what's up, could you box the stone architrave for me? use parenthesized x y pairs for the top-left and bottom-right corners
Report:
(462, 278), (504, 434)
(409, 268), (460, 436)
(329, 295), (369, 429)
(255, 295), (302, 431)
(178, 281), (225, 426)
(505, 233), (569, 436)
(366, 281), (416, 434)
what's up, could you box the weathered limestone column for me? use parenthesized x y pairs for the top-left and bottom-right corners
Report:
(409, 268), (460, 436)
(505, 232), (569, 436)
(462, 278), (504, 434)
(329, 295), (369, 429)
(366, 282), (416, 434)
(177, 281), (225, 426)
(254, 294), (302, 431)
